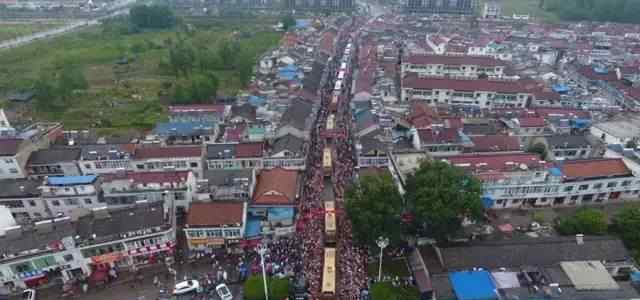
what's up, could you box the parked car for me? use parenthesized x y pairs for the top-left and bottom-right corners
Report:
(216, 283), (233, 300)
(22, 289), (36, 300)
(173, 280), (200, 295)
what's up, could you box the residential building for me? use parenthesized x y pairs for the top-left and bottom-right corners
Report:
(0, 179), (45, 222)
(404, 0), (479, 14)
(184, 201), (246, 251)
(263, 134), (306, 170)
(151, 121), (218, 146)
(0, 109), (16, 138)
(401, 75), (533, 109)
(411, 127), (471, 157)
(276, 98), (314, 140)
(467, 135), (521, 153)
(401, 55), (505, 78)
(357, 129), (391, 167)
(206, 142), (264, 170)
(101, 171), (196, 213)
(168, 104), (228, 124)
(131, 146), (203, 178)
(195, 169), (255, 202)
(0, 139), (28, 180)
(40, 175), (103, 217)
(543, 135), (594, 161)
(78, 144), (135, 175)
(26, 148), (82, 178)
(248, 168), (300, 237)
(482, 0), (501, 18)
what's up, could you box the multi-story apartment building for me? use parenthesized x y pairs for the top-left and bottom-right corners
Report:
(131, 146), (203, 178)
(26, 148), (82, 178)
(101, 171), (197, 213)
(444, 154), (640, 209)
(404, 0), (478, 14)
(168, 104), (228, 124)
(0, 123), (63, 180)
(401, 55), (505, 78)
(184, 201), (246, 251)
(0, 179), (45, 222)
(78, 144), (135, 175)
(206, 142), (264, 170)
(40, 175), (104, 217)
(195, 169), (255, 202)
(401, 75), (533, 109)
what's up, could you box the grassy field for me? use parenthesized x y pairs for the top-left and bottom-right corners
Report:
(0, 21), (67, 42)
(0, 17), (281, 133)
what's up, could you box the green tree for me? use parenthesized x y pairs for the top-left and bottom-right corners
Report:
(172, 73), (219, 104)
(244, 276), (289, 300)
(527, 142), (548, 160)
(345, 173), (404, 248)
(218, 40), (240, 70)
(168, 41), (196, 77)
(556, 208), (608, 235)
(281, 15), (296, 31)
(371, 282), (420, 300)
(129, 5), (176, 30)
(405, 160), (484, 242)
(612, 206), (640, 249)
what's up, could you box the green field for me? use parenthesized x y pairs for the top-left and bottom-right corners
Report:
(482, 0), (559, 23)
(0, 17), (281, 133)
(0, 22), (67, 42)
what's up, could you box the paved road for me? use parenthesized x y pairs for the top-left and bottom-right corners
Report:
(0, 0), (136, 51)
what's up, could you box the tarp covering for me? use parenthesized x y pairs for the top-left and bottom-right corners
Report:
(48, 175), (97, 185)
(560, 261), (619, 290)
(268, 207), (294, 221)
(449, 271), (498, 300)
(491, 271), (520, 289)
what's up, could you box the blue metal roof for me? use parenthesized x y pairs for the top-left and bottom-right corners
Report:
(245, 217), (261, 238)
(449, 271), (498, 300)
(268, 207), (294, 221)
(48, 175), (97, 186)
(549, 167), (563, 177)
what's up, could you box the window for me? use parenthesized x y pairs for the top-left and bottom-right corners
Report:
(52, 200), (60, 206)
(63, 254), (74, 262)
(622, 180), (632, 187)
(64, 198), (78, 205)
(28, 200), (37, 207)
(570, 195), (579, 201)
(84, 163), (92, 169)
(579, 184), (589, 191)
(593, 183), (603, 189)
(98, 197), (106, 203)
(33, 212), (42, 218)
(4, 158), (13, 164)
(564, 186), (574, 192)
(9, 168), (18, 174)
(607, 182), (618, 188)
(84, 198), (92, 205)
(136, 164), (145, 170)
(190, 162), (198, 168)
(582, 194), (594, 202)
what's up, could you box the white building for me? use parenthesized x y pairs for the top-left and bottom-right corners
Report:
(40, 175), (103, 217)
(131, 146), (203, 178)
(402, 54), (505, 78)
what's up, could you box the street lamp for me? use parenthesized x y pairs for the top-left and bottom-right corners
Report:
(256, 243), (269, 300)
(376, 236), (389, 282)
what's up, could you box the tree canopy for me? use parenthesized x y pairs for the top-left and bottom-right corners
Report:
(129, 5), (176, 30)
(345, 173), (404, 248)
(556, 208), (608, 235)
(34, 58), (88, 111)
(544, 0), (640, 24)
(405, 160), (484, 242)
(612, 206), (640, 250)
(244, 275), (289, 300)
(172, 73), (219, 104)
(281, 15), (296, 31)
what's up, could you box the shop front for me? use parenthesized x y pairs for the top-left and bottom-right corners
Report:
(126, 241), (176, 267)
(188, 237), (226, 251)
(9, 256), (65, 289)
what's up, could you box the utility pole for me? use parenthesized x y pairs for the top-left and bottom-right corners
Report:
(376, 236), (389, 282)
(257, 243), (269, 300)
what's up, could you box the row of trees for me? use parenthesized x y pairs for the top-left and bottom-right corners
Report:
(346, 160), (484, 248)
(544, 0), (640, 24)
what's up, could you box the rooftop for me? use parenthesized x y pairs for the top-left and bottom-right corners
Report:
(561, 158), (632, 179)
(0, 138), (22, 156)
(546, 135), (591, 149)
(47, 175), (97, 186)
(168, 104), (226, 114)
(133, 146), (202, 160)
(253, 168), (299, 205)
(186, 201), (244, 227)
(102, 171), (190, 185)
(0, 217), (74, 256)
(443, 153), (545, 173)
(405, 54), (502, 67)
(0, 179), (41, 198)
(469, 135), (521, 152)
(403, 74), (529, 94)
(75, 201), (165, 242)
(27, 148), (81, 165)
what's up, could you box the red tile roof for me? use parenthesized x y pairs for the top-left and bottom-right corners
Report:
(186, 202), (244, 227)
(445, 153), (545, 173)
(405, 54), (502, 67)
(418, 128), (460, 144)
(134, 146), (202, 159)
(168, 104), (226, 114)
(470, 135), (521, 152)
(561, 159), (631, 179)
(577, 66), (618, 82)
(103, 171), (190, 184)
(534, 108), (591, 119)
(517, 117), (545, 128)
(403, 75), (529, 94)
(253, 168), (299, 205)
(235, 142), (264, 158)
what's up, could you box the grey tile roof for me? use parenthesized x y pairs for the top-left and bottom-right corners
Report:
(203, 169), (253, 186)
(271, 134), (305, 155)
(75, 201), (164, 241)
(0, 218), (74, 255)
(439, 236), (630, 271)
(280, 98), (313, 132)
(546, 135), (591, 149)
(0, 179), (42, 198)
(206, 143), (236, 160)
(28, 148), (81, 165)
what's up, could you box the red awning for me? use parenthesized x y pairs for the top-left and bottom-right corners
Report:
(89, 270), (108, 283)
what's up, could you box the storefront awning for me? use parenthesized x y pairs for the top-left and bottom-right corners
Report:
(268, 207), (294, 221)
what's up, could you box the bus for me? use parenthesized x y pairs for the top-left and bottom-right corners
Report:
(323, 147), (332, 176)
(322, 248), (336, 299)
(329, 94), (339, 112)
(334, 80), (343, 93)
(326, 114), (335, 131)
(324, 201), (336, 245)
